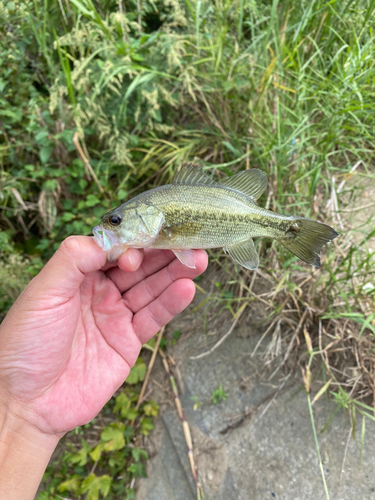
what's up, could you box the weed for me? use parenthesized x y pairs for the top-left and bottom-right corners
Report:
(190, 395), (203, 410)
(171, 329), (182, 345)
(212, 383), (228, 404)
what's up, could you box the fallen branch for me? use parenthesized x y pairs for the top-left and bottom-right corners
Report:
(136, 327), (165, 409)
(159, 348), (203, 499)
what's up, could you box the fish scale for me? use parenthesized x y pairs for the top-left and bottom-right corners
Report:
(93, 165), (338, 270)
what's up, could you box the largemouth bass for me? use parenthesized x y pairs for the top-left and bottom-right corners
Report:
(92, 165), (338, 269)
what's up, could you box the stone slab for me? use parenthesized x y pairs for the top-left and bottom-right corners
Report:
(136, 324), (375, 500)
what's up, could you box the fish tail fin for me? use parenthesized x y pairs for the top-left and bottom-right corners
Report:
(277, 218), (338, 267)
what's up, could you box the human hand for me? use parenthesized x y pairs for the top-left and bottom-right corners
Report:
(0, 237), (207, 438)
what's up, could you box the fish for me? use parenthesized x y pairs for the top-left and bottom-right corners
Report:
(92, 164), (338, 270)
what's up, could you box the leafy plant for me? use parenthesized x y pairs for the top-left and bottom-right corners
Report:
(190, 395), (203, 411)
(211, 383), (228, 405)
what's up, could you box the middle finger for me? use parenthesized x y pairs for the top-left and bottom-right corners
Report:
(123, 249), (207, 313)
(106, 249), (176, 293)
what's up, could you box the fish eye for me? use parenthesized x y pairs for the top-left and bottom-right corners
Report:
(109, 214), (122, 226)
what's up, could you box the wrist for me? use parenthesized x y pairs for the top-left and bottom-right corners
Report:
(0, 397), (59, 500)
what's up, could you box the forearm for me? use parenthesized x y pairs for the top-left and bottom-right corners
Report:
(0, 402), (59, 500)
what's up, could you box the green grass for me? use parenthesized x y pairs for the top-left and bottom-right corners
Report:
(212, 383), (229, 404)
(1, 0), (375, 498)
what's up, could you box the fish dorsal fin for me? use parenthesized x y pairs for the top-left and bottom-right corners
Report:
(221, 169), (268, 201)
(173, 164), (215, 185)
(225, 238), (259, 270)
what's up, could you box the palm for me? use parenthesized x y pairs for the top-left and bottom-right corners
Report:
(27, 272), (135, 434)
(0, 239), (207, 436)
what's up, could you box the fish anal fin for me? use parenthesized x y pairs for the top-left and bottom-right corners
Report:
(221, 169), (268, 201)
(225, 238), (259, 270)
(173, 164), (215, 185)
(172, 249), (196, 268)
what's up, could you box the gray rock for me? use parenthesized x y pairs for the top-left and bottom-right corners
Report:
(136, 321), (375, 500)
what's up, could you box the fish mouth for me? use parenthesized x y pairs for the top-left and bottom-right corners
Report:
(92, 226), (119, 251)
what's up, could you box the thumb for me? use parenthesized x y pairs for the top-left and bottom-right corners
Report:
(28, 236), (107, 302)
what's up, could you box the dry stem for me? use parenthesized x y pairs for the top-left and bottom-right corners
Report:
(190, 302), (247, 360)
(73, 132), (105, 196)
(158, 348), (203, 499)
(136, 327), (164, 409)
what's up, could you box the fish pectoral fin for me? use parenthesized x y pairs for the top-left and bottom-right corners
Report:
(221, 169), (267, 201)
(172, 249), (196, 269)
(226, 239), (259, 270)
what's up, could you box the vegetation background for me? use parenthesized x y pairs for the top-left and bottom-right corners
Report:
(1, 0), (375, 498)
